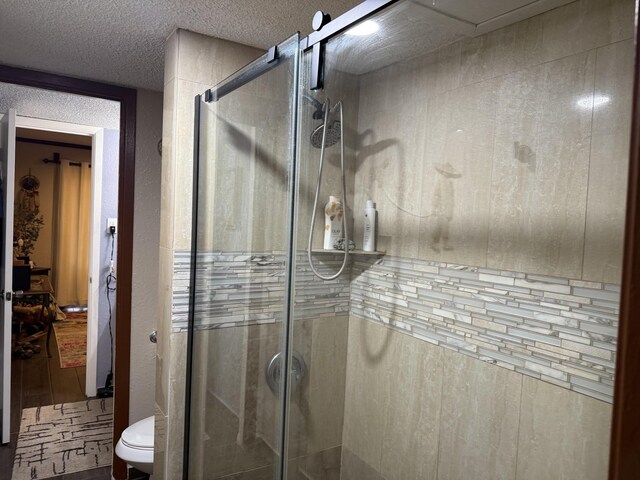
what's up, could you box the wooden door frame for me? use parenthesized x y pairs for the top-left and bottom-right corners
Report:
(0, 64), (135, 480)
(608, 2), (640, 478)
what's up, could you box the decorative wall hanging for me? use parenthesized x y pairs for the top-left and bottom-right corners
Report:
(14, 170), (44, 258)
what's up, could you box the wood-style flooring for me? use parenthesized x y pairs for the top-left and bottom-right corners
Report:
(0, 334), (114, 480)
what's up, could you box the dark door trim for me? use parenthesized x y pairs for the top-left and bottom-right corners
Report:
(609, 2), (640, 477)
(0, 64), (135, 480)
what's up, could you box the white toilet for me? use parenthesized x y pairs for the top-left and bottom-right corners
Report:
(115, 415), (155, 474)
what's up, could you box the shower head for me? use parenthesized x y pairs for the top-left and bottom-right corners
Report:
(311, 121), (341, 148)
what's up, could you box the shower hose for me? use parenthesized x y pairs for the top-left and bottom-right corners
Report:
(307, 99), (349, 281)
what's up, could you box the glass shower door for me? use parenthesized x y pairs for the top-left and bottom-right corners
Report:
(185, 33), (299, 480)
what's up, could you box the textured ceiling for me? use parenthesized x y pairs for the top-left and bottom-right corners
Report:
(0, 0), (361, 91)
(0, 0), (573, 92)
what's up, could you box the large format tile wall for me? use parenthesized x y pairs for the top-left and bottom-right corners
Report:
(339, 0), (631, 478)
(341, 316), (613, 480)
(348, 0), (633, 402)
(353, 0), (634, 284)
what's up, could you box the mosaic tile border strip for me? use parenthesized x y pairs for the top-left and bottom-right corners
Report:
(173, 250), (619, 403)
(172, 251), (350, 332)
(350, 256), (618, 403)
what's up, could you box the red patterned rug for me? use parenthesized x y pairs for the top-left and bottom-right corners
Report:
(53, 311), (87, 368)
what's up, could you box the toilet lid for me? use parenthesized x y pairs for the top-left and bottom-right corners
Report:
(121, 416), (154, 450)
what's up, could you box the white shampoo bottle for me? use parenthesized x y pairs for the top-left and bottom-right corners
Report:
(363, 200), (377, 252)
(324, 195), (344, 250)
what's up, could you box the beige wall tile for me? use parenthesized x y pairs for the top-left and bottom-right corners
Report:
(341, 317), (388, 472)
(460, 23), (520, 86)
(516, 376), (612, 480)
(380, 328), (443, 480)
(487, 51), (595, 278)
(177, 29), (223, 85)
(354, 87), (427, 257)
(305, 316), (349, 453)
(176, 29), (262, 86)
(173, 79), (209, 251)
(583, 39), (634, 283)
(288, 446), (341, 480)
(164, 30), (179, 86)
(155, 246), (173, 415)
(341, 318), (444, 479)
(539, 0), (634, 64)
(341, 447), (385, 480)
(160, 78), (176, 250)
(351, 0), (632, 281)
(153, 407), (167, 478)
(418, 78), (498, 266)
(438, 351), (522, 480)
(166, 332), (188, 478)
(171, 30), (262, 250)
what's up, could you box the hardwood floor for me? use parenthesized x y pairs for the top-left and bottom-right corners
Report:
(15, 333), (87, 412)
(0, 333), (113, 479)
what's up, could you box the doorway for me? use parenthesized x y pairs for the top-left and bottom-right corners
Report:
(13, 117), (107, 400)
(0, 65), (137, 480)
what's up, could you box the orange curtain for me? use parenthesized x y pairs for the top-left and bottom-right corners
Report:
(53, 161), (90, 306)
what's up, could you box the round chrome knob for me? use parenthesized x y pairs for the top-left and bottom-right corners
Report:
(312, 11), (331, 31)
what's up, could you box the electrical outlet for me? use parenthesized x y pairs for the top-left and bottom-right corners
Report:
(107, 218), (117, 234)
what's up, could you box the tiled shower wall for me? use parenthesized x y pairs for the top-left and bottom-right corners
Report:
(347, 0), (632, 401)
(353, 0), (633, 285)
(341, 0), (632, 477)
(160, 0), (632, 478)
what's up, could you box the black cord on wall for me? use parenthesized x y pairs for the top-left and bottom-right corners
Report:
(99, 227), (116, 397)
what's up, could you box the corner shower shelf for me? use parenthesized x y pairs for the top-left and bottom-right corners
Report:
(311, 249), (385, 256)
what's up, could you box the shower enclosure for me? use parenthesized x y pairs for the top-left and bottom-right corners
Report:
(184, 0), (634, 478)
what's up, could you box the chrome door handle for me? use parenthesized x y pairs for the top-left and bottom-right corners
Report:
(149, 330), (157, 343)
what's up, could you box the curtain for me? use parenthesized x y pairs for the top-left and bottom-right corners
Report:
(53, 161), (91, 306)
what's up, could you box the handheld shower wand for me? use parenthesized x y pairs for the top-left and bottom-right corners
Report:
(307, 99), (349, 281)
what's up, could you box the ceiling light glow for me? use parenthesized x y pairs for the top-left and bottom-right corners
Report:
(346, 20), (379, 36)
(576, 95), (610, 109)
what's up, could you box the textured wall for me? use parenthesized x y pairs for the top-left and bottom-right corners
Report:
(129, 89), (163, 423)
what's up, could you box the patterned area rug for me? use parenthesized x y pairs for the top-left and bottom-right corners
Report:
(53, 312), (87, 368)
(12, 398), (113, 480)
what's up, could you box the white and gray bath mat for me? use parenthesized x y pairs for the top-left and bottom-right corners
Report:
(12, 398), (113, 480)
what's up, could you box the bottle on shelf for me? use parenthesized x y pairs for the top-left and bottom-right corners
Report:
(324, 195), (344, 250)
(363, 200), (377, 252)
